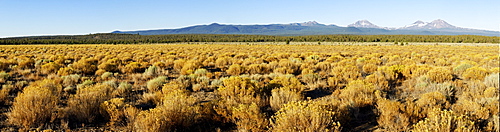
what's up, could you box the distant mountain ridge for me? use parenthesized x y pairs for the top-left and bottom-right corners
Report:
(113, 19), (499, 36)
(398, 19), (458, 29)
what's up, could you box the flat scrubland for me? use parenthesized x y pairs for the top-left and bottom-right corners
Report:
(0, 43), (498, 131)
(182, 42), (500, 46)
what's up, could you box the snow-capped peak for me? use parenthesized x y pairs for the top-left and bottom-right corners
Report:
(348, 20), (381, 28)
(401, 20), (429, 29)
(400, 19), (457, 29)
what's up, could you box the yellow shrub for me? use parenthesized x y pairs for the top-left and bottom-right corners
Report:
(269, 75), (305, 93)
(412, 109), (477, 132)
(278, 59), (298, 70)
(411, 64), (432, 78)
(377, 65), (406, 81)
(301, 68), (314, 75)
(414, 91), (451, 119)
(72, 58), (98, 75)
(217, 76), (262, 104)
(273, 67), (297, 74)
(98, 61), (119, 73)
(364, 73), (389, 91)
(315, 61), (333, 72)
(462, 67), (488, 80)
(327, 77), (345, 91)
(331, 65), (361, 81)
(101, 98), (129, 127)
(30, 79), (63, 96)
(271, 100), (341, 132)
(121, 62), (143, 74)
(0, 84), (12, 105)
(57, 67), (75, 76)
(17, 58), (35, 69)
(490, 67), (500, 74)
(226, 64), (245, 76)
(173, 59), (186, 71)
(484, 87), (498, 98)
(426, 67), (453, 83)
(376, 98), (409, 131)
(301, 73), (320, 84)
(7, 86), (58, 129)
(162, 81), (186, 93)
(134, 89), (199, 131)
(452, 98), (490, 120)
(66, 83), (114, 125)
(231, 103), (268, 131)
(339, 80), (376, 107)
(215, 57), (232, 69)
(247, 64), (267, 74)
(362, 63), (378, 74)
(215, 76), (266, 123)
(270, 87), (303, 112)
(180, 61), (200, 75)
(41, 62), (61, 74)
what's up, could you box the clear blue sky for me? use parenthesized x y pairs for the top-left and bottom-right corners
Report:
(1, 0), (498, 38)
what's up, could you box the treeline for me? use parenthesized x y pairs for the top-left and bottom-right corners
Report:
(0, 33), (498, 44)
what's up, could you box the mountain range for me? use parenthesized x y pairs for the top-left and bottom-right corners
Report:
(112, 19), (499, 36)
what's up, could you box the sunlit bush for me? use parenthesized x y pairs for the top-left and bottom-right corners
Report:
(122, 62), (143, 74)
(72, 58), (98, 75)
(134, 89), (199, 131)
(376, 98), (409, 131)
(98, 60), (120, 73)
(426, 67), (453, 83)
(226, 64), (245, 76)
(269, 74), (305, 93)
(338, 80), (376, 107)
(462, 66), (488, 80)
(270, 87), (303, 112)
(231, 103), (268, 131)
(271, 100), (341, 132)
(215, 76), (266, 124)
(66, 83), (114, 125)
(41, 62), (61, 75)
(101, 98), (128, 127)
(7, 85), (58, 129)
(412, 109), (477, 132)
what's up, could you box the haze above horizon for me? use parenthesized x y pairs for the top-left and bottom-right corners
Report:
(1, 0), (498, 38)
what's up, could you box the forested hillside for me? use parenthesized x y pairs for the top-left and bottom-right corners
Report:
(1, 34), (498, 44)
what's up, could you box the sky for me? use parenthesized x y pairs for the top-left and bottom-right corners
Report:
(1, 0), (498, 38)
